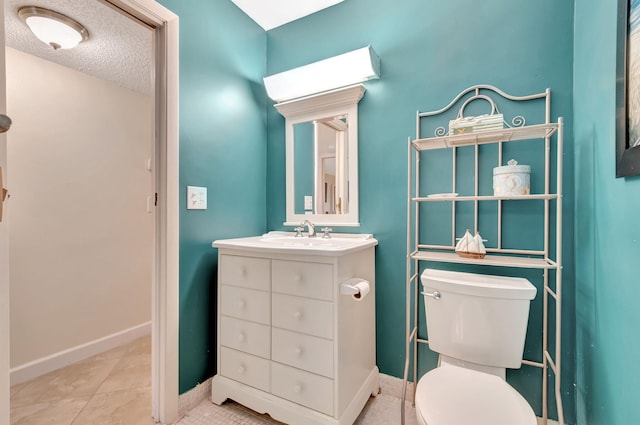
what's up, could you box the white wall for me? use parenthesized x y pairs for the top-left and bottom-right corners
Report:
(6, 47), (153, 369)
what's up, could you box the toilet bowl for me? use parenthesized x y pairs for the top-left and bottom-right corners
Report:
(415, 364), (536, 425)
(415, 269), (538, 425)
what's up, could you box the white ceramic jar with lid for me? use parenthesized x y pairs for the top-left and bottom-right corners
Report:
(493, 159), (530, 196)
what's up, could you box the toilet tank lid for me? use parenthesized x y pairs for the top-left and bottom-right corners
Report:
(421, 269), (536, 300)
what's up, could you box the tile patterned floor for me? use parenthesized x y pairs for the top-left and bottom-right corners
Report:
(176, 395), (417, 425)
(10, 336), (154, 425)
(10, 335), (416, 425)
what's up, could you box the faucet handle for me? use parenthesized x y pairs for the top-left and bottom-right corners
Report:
(321, 227), (332, 239)
(294, 226), (304, 237)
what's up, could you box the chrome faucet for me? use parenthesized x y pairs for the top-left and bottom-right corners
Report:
(300, 219), (316, 238)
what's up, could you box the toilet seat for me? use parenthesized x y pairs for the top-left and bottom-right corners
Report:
(415, 365), (536, 425)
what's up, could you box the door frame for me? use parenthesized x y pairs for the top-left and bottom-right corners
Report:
(105, 1), (180, 422)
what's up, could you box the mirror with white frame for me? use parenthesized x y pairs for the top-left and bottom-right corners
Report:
(275, 84), (365, 227)
(293, 116), (348, 215)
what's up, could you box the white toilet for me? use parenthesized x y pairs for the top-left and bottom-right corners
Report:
(415, 269), (538, 425)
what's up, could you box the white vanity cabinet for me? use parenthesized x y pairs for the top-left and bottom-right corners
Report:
(211, 237), (378, 425)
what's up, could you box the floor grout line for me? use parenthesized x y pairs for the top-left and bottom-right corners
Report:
(67, 343), (128, 425)
(68, 397), (92, 425)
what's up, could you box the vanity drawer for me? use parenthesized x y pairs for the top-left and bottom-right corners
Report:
(221, 285), (270, 324)
(272, 260), (333, 301)
(272, 293), (333, 339)
(271, 362), (334, 416)
(272, 327), (334, 378)
(220, 316), (270, 359)
(220, 255), (270, 291)
(220, 347), (270, 392)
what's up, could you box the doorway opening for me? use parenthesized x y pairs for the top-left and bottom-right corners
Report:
(3, 0), (179, 423)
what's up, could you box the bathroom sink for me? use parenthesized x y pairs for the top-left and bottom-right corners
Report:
(259, 232), (368, 247)
(213, 231), (377, 255)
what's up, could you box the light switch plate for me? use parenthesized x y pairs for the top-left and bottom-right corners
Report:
(304, 195), (313, 210)
(187, 186), (207, 210)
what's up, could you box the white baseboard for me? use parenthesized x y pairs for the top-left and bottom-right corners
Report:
(379, 373), (415, 401)
(178, 377), (212, 416)
(537, 419), (560, 425)
(10, 321), (151, 386)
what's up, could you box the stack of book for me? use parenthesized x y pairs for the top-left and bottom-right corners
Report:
(449, 114), (504, 135)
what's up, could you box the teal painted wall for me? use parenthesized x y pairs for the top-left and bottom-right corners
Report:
(574, 0), (640, 424)
(293, 122), (314, 212)
(266, 0), (575, 422)
(156, 0), (267, 393)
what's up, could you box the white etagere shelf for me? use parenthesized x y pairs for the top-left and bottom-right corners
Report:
(411, 122), (559, 150)
(412, 193), (559, 202)
(402, 85), (565, 425)
(410, 250), (558, 269)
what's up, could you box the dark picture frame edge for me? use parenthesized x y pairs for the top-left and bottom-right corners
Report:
(616, 0), (640, 177)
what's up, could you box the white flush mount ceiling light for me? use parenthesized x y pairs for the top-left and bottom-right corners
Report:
(18, 6), (89, 50)
(264, 46), (380, 102)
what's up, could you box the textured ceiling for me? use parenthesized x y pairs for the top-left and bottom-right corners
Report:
(5, 0), (152, 95)
(3, 1), (344, 95)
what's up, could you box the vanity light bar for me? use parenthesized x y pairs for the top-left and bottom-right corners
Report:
(264, 45), (380, 102)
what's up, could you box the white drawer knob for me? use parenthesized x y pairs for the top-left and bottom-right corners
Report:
(294, 346), (303, 356)
(240, 267), (247, 277)
(294, 383), (303, 394)
(238, 299), (246, 309)
(237, 332), (246, 342)
(294, 274), (303, 284)
(293, 310), (303, 320)
(237, 365), (246, 374)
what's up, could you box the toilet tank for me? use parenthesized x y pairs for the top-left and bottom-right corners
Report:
(421, 269), (536, 369)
